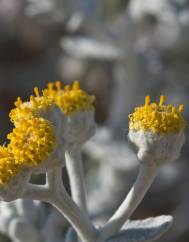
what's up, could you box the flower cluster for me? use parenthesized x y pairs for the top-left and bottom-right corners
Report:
(0, 85), (186, 242)
(0, 80), (95, 193)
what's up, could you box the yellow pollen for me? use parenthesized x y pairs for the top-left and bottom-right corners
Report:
(8, 117), (55, 167)
(0, 146), (20, 186)
(34, 87), (40, 97)
(129, 96), (186, 134)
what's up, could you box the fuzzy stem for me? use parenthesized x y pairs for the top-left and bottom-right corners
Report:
(99, 162), (158, 240)
(23, 168), (97, 242)
(48, 186), (97, 242)
(22, 184), (50, 201)
(65, 147), (87, 212)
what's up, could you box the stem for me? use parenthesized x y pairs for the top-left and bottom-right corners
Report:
(65, 146), (87, 212)
(99, 162), (158, 240)
(46, 168), (62, 192)
(23, 168), (97, 242)
(47, 172), (97, 242)
(22, 184), (50, 201)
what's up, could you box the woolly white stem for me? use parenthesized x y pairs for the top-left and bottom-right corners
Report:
(48, 186), (97, 242)
(99, 162), (158, 240)
(46, 168), (62, 192)
(22, 184), (50, 201)
(23, 168), (97, 242)
(65, 146), (87, 212)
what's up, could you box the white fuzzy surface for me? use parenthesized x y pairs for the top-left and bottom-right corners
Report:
(65, 110), (95, 148)
(0, 168), (31, 202)
(128, 130), (185, 165)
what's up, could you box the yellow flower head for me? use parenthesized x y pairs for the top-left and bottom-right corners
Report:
(0, 146), (20, 186)
(8, 117), (55, 167)
(43, 80), (95, 116)
(129, 95), (186, 134)
(9, 87), (54, 124)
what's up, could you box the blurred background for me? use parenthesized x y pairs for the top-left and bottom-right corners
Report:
(0, 0), (189, 241)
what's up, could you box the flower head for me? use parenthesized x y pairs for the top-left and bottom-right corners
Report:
(43, 80), (95, 116)
(128, 96), (186, 165)
(8, 81), (95, 168)
(8, 117), (55, 167)
(43, 80), (96, 147)
(129, 95), (186, 134)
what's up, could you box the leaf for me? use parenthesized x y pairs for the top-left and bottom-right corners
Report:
(65, 228), (78, 242)
(106, 215), (173, 242)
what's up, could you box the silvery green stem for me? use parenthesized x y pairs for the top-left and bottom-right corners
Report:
(23, 168), (97, 242)
(65, 146), (87, 212)
(99, 162), (158, 240)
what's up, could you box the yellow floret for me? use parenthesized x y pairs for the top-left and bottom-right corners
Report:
(129, 95), (186, 134)
(8, 117), (55, 167)
(0, 146), (20, 186)
(43, 80), (95, 116)
(9, 87), (54, 124)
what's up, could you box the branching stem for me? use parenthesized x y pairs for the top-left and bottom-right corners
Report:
(23, 168), (97, 242)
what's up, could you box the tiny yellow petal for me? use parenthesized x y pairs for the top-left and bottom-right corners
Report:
(65, 85), (71, 91)
(73, 80), (80, 90)
(178, 104), (184, 113)
(159, 95), (165, 106)
(34, 87), (40, 97)
(55, 81), (61, 91)
(14, 97), (22, 108)
(145, 95), (151, 106)
(48, 82), (54, 90)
